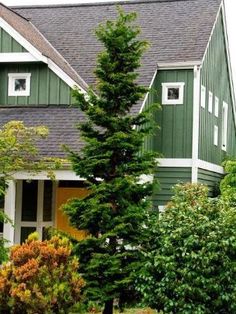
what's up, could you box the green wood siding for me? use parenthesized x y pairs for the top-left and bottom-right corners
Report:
(0, 28), (26, 52)
(198, 168), (222, 197)
(200, 11), (236, 164)
(152, 70), (193, 158)
(0, 63), (72, 106)
(153, 167), (192, 206)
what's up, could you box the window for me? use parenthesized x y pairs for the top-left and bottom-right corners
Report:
(8, 73), (31, 96)
(215, 96), (219, 117)
(214, 125), (218, 146)
(162, 82), (185, 105)
(222, 102), (228, 151)
(201, 85), (206, 108)
(208, 91), (213, 113)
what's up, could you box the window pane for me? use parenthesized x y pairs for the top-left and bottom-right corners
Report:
(15, 79), (26, 91)
(168, 88), (179, 100)
(22, 181), (38, 222)
(20, 227), (36, 244)
(43, 181), (53, 222)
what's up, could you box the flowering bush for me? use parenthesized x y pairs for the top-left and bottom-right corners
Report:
(0, 233), (85, 314)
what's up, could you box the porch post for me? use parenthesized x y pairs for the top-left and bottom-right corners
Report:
(3, 180), (16, 246)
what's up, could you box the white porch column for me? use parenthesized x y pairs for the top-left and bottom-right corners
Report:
(3, 180), (16, 246)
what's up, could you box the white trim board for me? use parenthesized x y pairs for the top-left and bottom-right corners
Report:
(12, 170), (84, 181)
(0, 17), (87, 94)
(157, 61), (201, 70)
(139, 69), (157, 113)
(0, 52), (38, 62)
(197, 160), (224, 174)
(192, 66), (201, 182)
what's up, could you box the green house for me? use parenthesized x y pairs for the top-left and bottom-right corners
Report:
(0, 0), (235, 244)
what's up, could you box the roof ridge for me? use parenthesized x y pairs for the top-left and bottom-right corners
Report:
(11, 0), (193, 9)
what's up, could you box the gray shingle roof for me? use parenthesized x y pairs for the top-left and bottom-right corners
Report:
(0, 3), (88, 91)
(0, 106), (85, 158)
(14, 0), (221, 93)
(0, 0), (222, 158)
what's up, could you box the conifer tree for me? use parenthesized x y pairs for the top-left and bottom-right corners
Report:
(64, 9), (158, 314)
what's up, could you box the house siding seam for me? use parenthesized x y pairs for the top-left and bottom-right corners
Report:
(198, 168), (223, 197)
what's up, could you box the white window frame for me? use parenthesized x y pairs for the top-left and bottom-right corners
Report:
(214, 125), (218, 146)
(208, 91), (213, 113)
(222, 102), (228, 151)
(162, 82), (185, 105)
(201, 85), (206, 108)
(214, 96), (219, 117)
(8, 73), (31, 96)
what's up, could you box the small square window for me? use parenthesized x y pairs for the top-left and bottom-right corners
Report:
(201, 85), (206, 108)
(8, 73), (31, 96)
(208, 91), (213, 113)
(162, 82), (185, 105)
(215, 96), (219, 117)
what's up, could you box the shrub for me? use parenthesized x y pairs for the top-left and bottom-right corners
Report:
(137, 183), (236, 314)
(220, 160), (236, 207)
(0, 233), (85, 314)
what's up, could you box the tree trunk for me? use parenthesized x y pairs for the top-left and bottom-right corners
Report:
(103, 299), (113, 314)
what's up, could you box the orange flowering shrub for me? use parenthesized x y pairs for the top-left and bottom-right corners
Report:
(0, 233), (85, 314)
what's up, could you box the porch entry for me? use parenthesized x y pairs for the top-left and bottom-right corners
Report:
(15, 180), (89, 244)
(15, 180), (55, 244)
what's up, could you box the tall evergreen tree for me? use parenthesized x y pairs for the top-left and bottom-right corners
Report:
(64, 9), (158, 314)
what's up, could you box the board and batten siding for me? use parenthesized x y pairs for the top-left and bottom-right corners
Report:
(153, 167), (192, 206)
(0, 63), (73, 106)
(198, 168), (222, 197)
(200, 11), (236, 164)
(153, 70), (193, 158)
(0, 27), (26, 52)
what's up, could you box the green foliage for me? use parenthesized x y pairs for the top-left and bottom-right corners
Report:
(220, 159), (236, 206)
(0, 121), (62, 264)
(64, 8), (158, 313)
(136, 183), (236, 314)
(0, 233), (85, 314)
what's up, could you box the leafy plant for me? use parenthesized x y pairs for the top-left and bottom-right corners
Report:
(220, 159), (236, 207)
(63, 8), (158, 314)
(137, 183), (236, 314)
(0, 233), (85, 314)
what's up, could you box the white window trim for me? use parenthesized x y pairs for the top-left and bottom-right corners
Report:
(201, 85), (206, 108)
(214, 96), (219, 117)
(222, 102), (228, 151)
(8, 73), (31, 96)
(214, 125), (218, 146)
(162, 82), (185, 105)
(208, 91), (213, 113)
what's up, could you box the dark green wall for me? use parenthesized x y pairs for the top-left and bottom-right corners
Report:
(0, 63), (72, 106)
(198, 168), (222, 197)
(200, 11), (236, 164)
(151, 69), (193, 158)
(0, 28), (26, 52)
(153, 167), (192, 206)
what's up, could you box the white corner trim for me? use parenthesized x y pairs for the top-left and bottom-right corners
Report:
(0, 17), (87, 95)
(3, 180), (16, 247)
(12, 170), (84, 181)
(0, 17), (48, 64)
(157, 158), (193, 167)
(157, 61), (201, 70)
(0, 52), (38, 62)
(197, 159), (224, 174)
(139, 69), (157, 113)
(192, 65), (201, 183)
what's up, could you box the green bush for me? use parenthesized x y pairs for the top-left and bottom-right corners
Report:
(136, 183), (236, 314)
(0, 233), (85, 314)
(220, 160), (236, 207)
